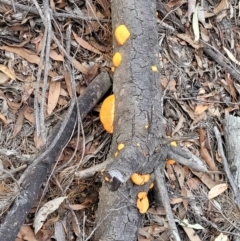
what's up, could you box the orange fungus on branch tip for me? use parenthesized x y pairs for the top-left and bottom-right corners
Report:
(99, 94), (115, 133)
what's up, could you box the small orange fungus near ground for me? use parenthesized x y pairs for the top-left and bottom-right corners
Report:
(99, 94), (115, 133)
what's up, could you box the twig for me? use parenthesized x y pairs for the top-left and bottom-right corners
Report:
(154, 165), (181, 241)
(0, 168), (21, 191)
(167, 146), (208, 172)
(0, 0), (109, 22)
(0, 165), (27, 180)
(213, 126), (240, 210)
(75, 158), (114, 179)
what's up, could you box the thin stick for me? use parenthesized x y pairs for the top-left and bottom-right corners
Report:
(213, 126), (240, 210)
(154, 165), (181, 241)
(0, 0), (109, 22)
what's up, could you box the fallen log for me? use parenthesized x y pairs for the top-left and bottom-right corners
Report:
(0, 72), (111, 241)
(95, 1), (208, 240)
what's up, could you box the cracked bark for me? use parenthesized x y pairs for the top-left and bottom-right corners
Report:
(95, 0), (166, 240)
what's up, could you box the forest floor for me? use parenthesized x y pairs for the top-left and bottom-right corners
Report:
(0, 0), (240, 240)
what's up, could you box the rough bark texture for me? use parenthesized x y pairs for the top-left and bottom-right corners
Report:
(223, 112), (240, 241)
(95, 1), (166, 240)
(223, 112), (240, 196)
(0, 72), (111, 241)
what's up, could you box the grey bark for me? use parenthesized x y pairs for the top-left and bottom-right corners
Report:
(0, 72), (111, 241)
(223, 112), (240, 241)
(95, 0), (166, 240)
(223, 112), (240, 193)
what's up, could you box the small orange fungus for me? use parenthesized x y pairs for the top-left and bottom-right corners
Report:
(170, 141), (177, 147)
(138, 192), (147, 199)
(150, 183), (154, 189)
(100, 94), (115, 133)
(137, 194), (149, 214)
(112, 52), (122, 67)
(105, 176), (110, 182)
(114, 151), (118, 157)
(131, 173), (150, 185)
(115, 25), (130, 46)
(111, 66), (115, 72)
(117, 143), (125, 151)
(166, 159), (176, 165)
(151, 66), (158, 72)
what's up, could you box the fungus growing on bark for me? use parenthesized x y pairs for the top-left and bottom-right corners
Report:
(117, 143), (125, 151)
(112, 52), (122, 67)
(131, 173), (150, 185)
(99, 94), (115, 133)
(151, 66), (158, 72)
(166, 140), (177, 165)
(137, 192), (149, 214)
(114, 25), (130, 45)
(150, 183), (154, 189)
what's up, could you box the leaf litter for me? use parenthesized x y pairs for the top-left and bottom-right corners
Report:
(0, 0), (239, 240)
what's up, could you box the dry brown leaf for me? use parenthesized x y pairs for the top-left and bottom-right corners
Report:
(225, 73), (237, 100)
(0, 46), (57, 77)
(64, 71), (72, 98)
(208, 183), (228, 199)
(72, 31), (101, 55)
(186, 177), (201, 190)
(170, 197), (184, 204)
(47, 81), (61, 115)
(58, 97), (68, 106)
(0, 72), (10, 84)
(192, 171), (216, 189)
(181, 187), (189, 210)
(166, 164), (176, 182)
(34, 129), (43, 149)
(12, 107), (25, 138)
(87, 63), (99, 81)
(0, 46), (40, 65)
(194, 104), (209, 115)
(0, 64), (16, 80)
(0, 113), (7, 124)
(176, 33), (201, 49)
(17, 225), (37, 241)
(213, 0), (229, 14)
(182, 226), (202, 241)
(199, 128), (218, 171)
(24, 107), (34, 123)
(167, 0), (185, 8)
(7, 99), (22, 112)
(96, 0), (110, 17)
(49, 50), (88, 75)
(147, 206), (166, 215)
(200, 26), (210, 42)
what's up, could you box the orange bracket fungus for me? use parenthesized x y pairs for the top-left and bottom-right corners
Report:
(114, 25), (130, 46)
(137, 192), (149, 214)
(99, 94), (115, 133)
(131, 173), (150, 185)
(112, 52), (122, 67)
